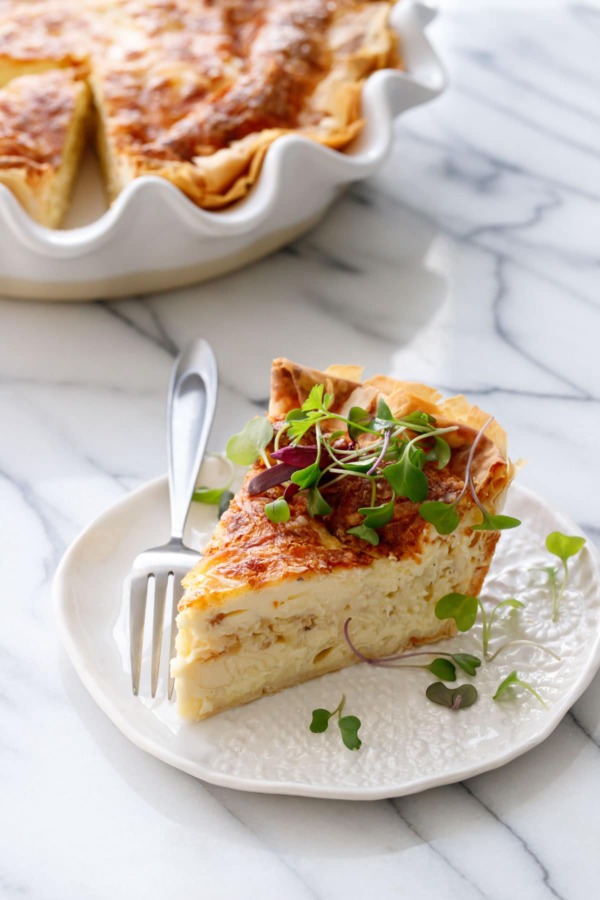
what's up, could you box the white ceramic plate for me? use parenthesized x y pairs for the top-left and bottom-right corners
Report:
(0, 2), (446, 300)
(54, 472), (600, 800)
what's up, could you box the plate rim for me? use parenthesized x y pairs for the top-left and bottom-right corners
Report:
(53, 478), (600, 800)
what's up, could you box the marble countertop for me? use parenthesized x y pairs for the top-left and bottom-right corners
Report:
(2, 2), (600, 898)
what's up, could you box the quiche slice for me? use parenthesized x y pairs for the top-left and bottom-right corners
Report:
(0, 69), (91, 226)
(172, 359), (516, 721)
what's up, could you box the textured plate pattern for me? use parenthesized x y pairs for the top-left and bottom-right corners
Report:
(54, 477), (600, 800)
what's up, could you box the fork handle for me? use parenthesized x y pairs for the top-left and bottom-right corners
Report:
(167, 339), (218, 541)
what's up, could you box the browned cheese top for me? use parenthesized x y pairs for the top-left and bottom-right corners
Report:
(0, 0), (401, 161)
(181, 359), (514, 607)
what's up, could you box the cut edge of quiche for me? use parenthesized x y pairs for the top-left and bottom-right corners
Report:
(0, 0), (402, 224)
(172, 358), (516, 721)
(0, 68), (90, 227)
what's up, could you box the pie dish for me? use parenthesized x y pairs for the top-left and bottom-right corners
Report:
(173, 358), (516, 720)
(0, 1), (445, 300)
(0, 0), (402, 225)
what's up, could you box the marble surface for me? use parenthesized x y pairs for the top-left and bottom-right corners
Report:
(2, 2), (600, 898)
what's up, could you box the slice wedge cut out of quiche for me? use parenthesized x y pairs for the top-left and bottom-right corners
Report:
(172, 358), (516, 721)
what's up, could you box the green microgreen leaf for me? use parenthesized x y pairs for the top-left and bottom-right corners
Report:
(546, 532), (586, 563)
(302, 384), (325, 412)
(192, 487), (229, 505)
(290, 462), (321, 489)
(218, 490), (234, 519)
(418, 500), (460, 535)
(309, 708), (332, 733)
(347, 524), (380, 546)
(376, 398), (394, 422)
(426, 682), (478, 710)
(338, 460), (377, 473)
(472, 511), (522, 532)
(307, 486), (333, 518)
(427, 658), (457, 681)
(357, 498), (395, 530)
(494, 598), (525, 614)
(402, 411), (436, 429)
(429, 436), (451, 470)
(226, 417), (273, 466)
(493, 671), (547, 708)
(347, 406), (374, 441)
(286, 408), (309, 422)
(435, 592), (479, 632)
(264, 497), (290, 524)
(450, 653), (482, 676)
(338, 715), (362, 750)
(310, 695), (362, 750)
(383, 446), (428, 503)
(544, 531), (585, 621)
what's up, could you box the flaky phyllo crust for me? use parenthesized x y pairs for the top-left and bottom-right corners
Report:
(0, 0), (402, 221)
(181, 359), (515, 610)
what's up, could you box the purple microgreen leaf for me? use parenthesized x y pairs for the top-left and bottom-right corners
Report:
(366, 427), (392, 475)
(283, 482), (300, 502)
(435, 593), (479, 632)
(307, 486), (333, 517)
(418, 501), (460, 535)
(347, 524), (380, 546)
(357, 498), (395, 530)
(271, 445), (319, 467)
(426, 682), (478, 710)
(248, 463), (297, 495)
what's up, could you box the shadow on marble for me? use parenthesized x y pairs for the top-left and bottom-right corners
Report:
(59, 648), (600, 860)
(115, 186), (449, 390)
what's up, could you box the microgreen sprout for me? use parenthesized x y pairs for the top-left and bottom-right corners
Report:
(228, 388), (518, 544)
(426, 682), (478, 710)
(226, 417), (273, 467)
(420, 416), (520, 534)
(435, 592), (529, 659)
(343, 618), (481, 678)
(264, 497), (290, 524)
(493, 671), (547, 708)
(540, 532), (586, 621)
(309, 694), (362, 750)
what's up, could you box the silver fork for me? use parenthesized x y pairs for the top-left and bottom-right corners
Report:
(129, 338), (218, 699)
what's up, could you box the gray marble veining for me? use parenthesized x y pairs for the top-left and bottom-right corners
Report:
(1, 2), (599, 898)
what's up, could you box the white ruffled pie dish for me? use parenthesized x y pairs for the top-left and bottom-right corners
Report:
(0, 2), (446, 301)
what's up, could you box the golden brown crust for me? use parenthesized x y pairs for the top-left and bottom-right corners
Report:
(0, 0), (402, 216)
(0, 68), (90, 225)
(181, 358), (514, 609)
